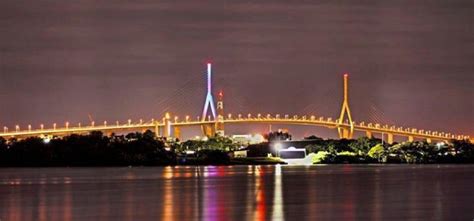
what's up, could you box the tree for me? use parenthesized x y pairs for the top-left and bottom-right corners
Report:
(349, 137), (380, 156)
(304, 135), (323, 141)
(177, 136), (238, 152)
(326, 139), (353, 153)
(305, 143), (327, 153)
(368, 144), (385, 163)
(452, 139), (474, 162)
(265, 130), (292, 141)
(195, 149), (230, 165)
(0, 137), (7, 164)
(387, 141), (434, 163)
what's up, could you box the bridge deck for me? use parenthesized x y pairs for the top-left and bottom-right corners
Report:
(0, 115), (469, 142)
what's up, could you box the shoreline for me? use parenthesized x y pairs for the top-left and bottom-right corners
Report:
(1, 131), (473, 166)
(2, 160), (474, 168)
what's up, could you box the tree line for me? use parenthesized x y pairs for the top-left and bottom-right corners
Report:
(0, 131), (234, 166)
(0, 131), (473, 166)
(0, 130), (177, 166)
(303, 136), (474, 164)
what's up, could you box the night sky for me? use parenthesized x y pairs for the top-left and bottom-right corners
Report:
(0, 0), (472, 139)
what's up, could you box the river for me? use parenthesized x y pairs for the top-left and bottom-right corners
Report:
(1, 165), (473, 220)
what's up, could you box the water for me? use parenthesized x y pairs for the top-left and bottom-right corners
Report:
(1, 165), (473, 221)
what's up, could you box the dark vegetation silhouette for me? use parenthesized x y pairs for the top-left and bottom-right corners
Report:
(0, 130), (473, 166)
(246, 133), (474, 164)
(265, 130), (292, 141)
(0, 130), (176, 166)
(302, 136), (474, 164)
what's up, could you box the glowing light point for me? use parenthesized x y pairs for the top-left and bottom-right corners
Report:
(43, 138), (51, 144)
(274, 143), (283, 150)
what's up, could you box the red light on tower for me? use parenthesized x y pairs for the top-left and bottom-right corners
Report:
(344, 73), (349, 77)
(216, 89), (225, 135)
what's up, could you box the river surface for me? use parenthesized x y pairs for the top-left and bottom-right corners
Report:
(1, 165), (473, 221)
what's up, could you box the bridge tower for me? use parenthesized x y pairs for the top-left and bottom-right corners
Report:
(337, 73), (355, 139)
(215, 91), (225, 136)
(200, 62), (217, 137)
(201, 62), (217, 121)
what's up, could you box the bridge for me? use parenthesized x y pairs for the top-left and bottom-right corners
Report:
(0, 63), (471, 144)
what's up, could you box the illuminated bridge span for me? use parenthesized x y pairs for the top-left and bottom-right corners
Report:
(0, 114), (470, 144)
(0, 63), (471, 144)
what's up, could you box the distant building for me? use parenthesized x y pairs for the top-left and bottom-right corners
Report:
(232, 134), (266, 145)
(278, 147), (311, 165)
(233, 150), (248, 158)
(278, 147), (306, 159)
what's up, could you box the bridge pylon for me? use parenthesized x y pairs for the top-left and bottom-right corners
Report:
(215, 90), (225, 136)
(200, 62), (218, 137)
(201, 62), (217, 121)
(337, 73), (354, 139)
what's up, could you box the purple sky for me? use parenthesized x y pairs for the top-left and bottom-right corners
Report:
(0, 0), (472, 139)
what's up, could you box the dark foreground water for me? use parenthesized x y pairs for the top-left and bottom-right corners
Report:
(1, 165), (474, 221)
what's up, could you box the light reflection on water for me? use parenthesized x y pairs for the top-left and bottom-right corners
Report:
(1, 165), (474, 221)
(272, 165), (283, 221)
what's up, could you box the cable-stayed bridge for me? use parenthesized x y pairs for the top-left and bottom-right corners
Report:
(0, 63), (471, 144)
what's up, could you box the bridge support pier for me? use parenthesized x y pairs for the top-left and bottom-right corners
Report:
(426, 138), (432, 143)
(163, 113), (171, 138)
(387, 133), (394, 144)
(154, 123), (160, 137)
(365, 131), (373, 138)
(174, 126), (181, 141)
(408, 136), (414, 142)
(339, 127), (353, 139)
(201, 124), (215, 138)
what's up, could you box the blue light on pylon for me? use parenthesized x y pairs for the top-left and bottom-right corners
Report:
(202, 62), (216, 121)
